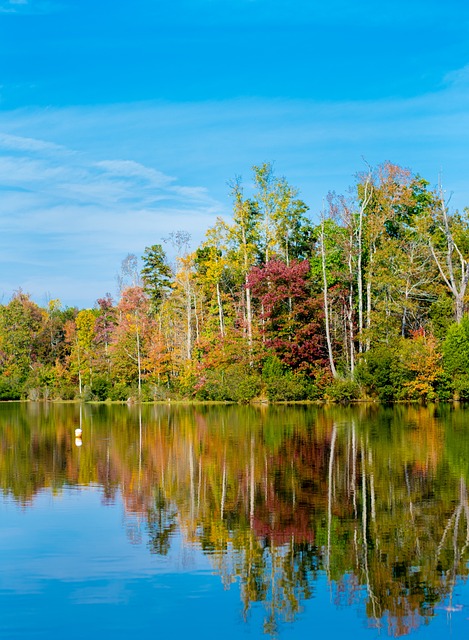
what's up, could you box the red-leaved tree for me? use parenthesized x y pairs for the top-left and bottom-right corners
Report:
(247, 259), (327, 373)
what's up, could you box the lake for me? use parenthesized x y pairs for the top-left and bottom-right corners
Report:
(0, 402), (468, 639)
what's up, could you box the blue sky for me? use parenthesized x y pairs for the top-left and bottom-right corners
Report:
(1, 0), (469, 307)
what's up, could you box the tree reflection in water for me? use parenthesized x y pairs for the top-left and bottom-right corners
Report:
(0, 402), (468, 637)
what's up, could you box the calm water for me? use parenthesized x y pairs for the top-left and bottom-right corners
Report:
(1, 402), (469, 639)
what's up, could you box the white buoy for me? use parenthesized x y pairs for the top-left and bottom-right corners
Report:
(75, 428), (82, 438)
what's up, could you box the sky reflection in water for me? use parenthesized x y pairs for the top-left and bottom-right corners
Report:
(0, 402), (469, 639)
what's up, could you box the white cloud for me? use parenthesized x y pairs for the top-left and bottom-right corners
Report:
(1, 73), (469, 306)
(0, 0), (59, 13)
(0, 132), (65, 153)
(0, 128), (223, 306)
(444, 64), (469, 89)
(95, 160), (175, 188)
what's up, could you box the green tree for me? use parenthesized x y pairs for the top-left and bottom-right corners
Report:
(73, 308), (98, 395)
(252, 162), (311, 264)
(0, 291), (43, 394)
(355, 164), (438, 349)
(228, 182), (261, 354)
(442, 317), (469, 398)
(141, 244), (173, 314)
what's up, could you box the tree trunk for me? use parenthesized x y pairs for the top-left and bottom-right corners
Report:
(216, 280), (224, 337)
(428, 184), (469, 323)
(357, 170), (372, 352)
(186, 277), (192, 360)
(245, 281), (252, 348)
(321, 215), (337, 377)
(136, 324), (142, 396)
(365, 248), (374, 352)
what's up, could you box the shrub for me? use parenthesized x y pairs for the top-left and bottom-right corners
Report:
(396, 331), (444, 401)
(195, 365), (262, 403)
(56, 384), (76, 400)
(443, 318), (469, 377)
(91, 376), (111, 401)
(108, 381), (133, 401)
(263, 373), (308, 401)
(262, 356), (309, 401)
(451, 373), (469, 401)
(324, 378), (361, 403)
(0, 377), (22, 400)
(355, 346), (405, 402)
(442, 318), (469, 399)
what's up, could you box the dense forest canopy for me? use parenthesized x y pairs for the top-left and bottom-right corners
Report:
(2, 160), (469, 403)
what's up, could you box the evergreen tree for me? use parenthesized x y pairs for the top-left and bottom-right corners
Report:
(141, 244), (173, 313)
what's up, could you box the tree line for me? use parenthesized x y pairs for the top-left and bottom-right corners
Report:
(2, 160), (469, 403)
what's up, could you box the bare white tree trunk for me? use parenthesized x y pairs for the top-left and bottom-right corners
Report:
(136, 324), (142, 396)
(242, 222), (253, 358)
(216, 280), (224, 337)
(321, 213), (337, 378)
(193, 291), (200, 342)
(185, 276), (192, 360)
(428, 185), (469, 323)
(357, 171), (373, 353)
(245, 281), (252, 348)
(365, 249), (374, 352)
(75, 337), (83, 395)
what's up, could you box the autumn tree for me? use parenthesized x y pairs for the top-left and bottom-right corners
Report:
(248, 259), (326, 376)
(64, 308), (98, 395)
(194, 219), (231, 339)
(401, 330), (444, 400)
(421, 185), (469, 323)
(228, 181), (261, 352)
(354, 163), (438, 348)
(33, 299), (71, 367)
(93, 294), (117, 379)
(252, 162), (311, 265)
(112, 286), (152, 396)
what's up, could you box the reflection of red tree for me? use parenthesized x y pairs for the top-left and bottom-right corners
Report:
(249, 427), (340, 545)
(251, 513), (314, 546)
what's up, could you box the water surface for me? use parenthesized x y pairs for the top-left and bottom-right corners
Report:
(1, 402), (469, 638)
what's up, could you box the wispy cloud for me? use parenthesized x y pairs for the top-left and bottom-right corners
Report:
(444, 64), (469, 89)
(0, 0), (59, 14)
(0, 132), (65, 153)
(0, 0), (25, 10)
(95, 160), (175, 188)
(0, 131), (221, 306)
(1, 68), (469, 306)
